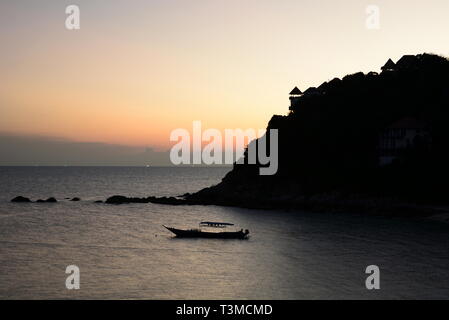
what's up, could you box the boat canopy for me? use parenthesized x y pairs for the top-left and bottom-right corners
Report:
(200, 221), (234, 227)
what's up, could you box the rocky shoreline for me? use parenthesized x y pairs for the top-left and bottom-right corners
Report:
(183, 191), (449, 217)
(11, 196), (80, 203)
(10, 190), (449, 218)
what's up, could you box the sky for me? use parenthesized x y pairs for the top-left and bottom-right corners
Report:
(1, 0), (449, 163)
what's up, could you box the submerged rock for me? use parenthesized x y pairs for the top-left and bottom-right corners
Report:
(36, 197), (57, 203)
(94, 200), (103, 203)
(105, 195), (140, 204)
(11, 196), (32, 203)
(105, 195), (187, 205)
(70, 197), (81, 201)
(147, 196), (186, 205)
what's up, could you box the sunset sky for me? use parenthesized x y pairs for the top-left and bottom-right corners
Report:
(1, 0), (449, 151)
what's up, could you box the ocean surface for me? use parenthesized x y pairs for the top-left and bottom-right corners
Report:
(0, 166), (448, 299)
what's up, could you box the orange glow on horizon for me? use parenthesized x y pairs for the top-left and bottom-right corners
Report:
(1, 0), (449, 148)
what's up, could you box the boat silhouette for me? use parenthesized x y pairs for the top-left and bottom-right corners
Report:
(163, 222), (249, 239)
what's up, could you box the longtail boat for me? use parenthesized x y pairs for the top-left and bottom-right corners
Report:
(163, 222), (249, 239)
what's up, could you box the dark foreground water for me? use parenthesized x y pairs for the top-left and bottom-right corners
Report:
(0, 167), (448, 299)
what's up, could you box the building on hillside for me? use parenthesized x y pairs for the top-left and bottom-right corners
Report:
(303, 87), (319, 96)
(395, 55), (418, 70)
(378, 117), (431, 166)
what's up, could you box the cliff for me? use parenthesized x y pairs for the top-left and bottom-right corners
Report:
(185, 53), (449, 212)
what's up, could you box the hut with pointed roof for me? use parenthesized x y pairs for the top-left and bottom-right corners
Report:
(381, 58), (396, 72)
(289, 86), (303, 111)
(289, 87), (302, 95)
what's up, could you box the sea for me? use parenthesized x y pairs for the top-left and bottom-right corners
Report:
(0, 166), (448, 299)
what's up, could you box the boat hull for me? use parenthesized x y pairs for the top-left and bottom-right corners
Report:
(163, 226), (249, 239)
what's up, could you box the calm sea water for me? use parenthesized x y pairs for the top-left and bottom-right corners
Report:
(0, 166), (448, 299)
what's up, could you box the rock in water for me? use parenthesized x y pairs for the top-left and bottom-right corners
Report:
(36, 197), (57, 203)
(105, 195), (188, 205)
(11, 196), (31, 203)
(106, 195), (131, 204)
(70, 197), (81, 201)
